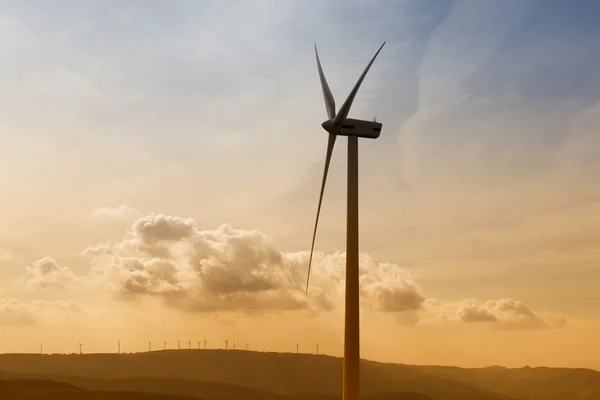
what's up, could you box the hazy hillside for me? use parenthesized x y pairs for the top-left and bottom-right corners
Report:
(0, 376), (434, 400)
(0, 350), (510, 400)
(1, 373), (286, 400)
(2, 350), (597, 399)
(419, 365), (600, 400)
(0, 378), (203, 400)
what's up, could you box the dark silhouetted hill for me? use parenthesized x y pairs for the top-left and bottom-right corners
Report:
(2, 373), (435, 400)
(0, 351), (510, 399)
(2, 350), (597, 399)
(0, 378), (202, 399)
(419, 365), (600, 400)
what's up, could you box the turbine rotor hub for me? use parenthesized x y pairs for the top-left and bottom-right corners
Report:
(321, 119), (335, 132)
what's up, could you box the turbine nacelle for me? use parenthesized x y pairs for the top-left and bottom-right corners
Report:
(322, 118), (382, 139)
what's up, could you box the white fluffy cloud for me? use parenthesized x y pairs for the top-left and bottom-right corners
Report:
(91, 205), (139, 220)
(83, 214), (425, 314)
(0, 299), (81, 326)
(26, 257), (76, 290)
(13, 212), (560, 330)
(425, 298), (566, 330)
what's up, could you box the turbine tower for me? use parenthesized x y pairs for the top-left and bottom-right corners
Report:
(245, 342), (248, 351)
(163, 340), (168, 350)
(149, 341), (152, 352)
(233, 341), (236, 350)
(188, 340), (191, 350)
(118, 340), (121, 354)
(177, 340), (181, 350)
(40, 342), (43, 355)
(307, 41), (386, 400)
(296, 342), (299, 354)
(316, 344), (320, 355)
(202, 337), (207, 350)
(79, 342), (83, 355)
(223, 339), (228, 350)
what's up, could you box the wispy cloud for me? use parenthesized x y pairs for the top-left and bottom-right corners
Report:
(91, 205), (139, 220)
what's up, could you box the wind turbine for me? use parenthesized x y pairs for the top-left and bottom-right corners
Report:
(40, 342), (43, 355)
(177, 340), (181, 350)
(233, 341), (236, 350)
(223, 339), (228, 350)
(306, 41), (386, 400)
(149, 341), (152, 352)
(79, 342), (83, 355)
(245, 342), (248, 351)
(163, 340), (168, 350)
(118, 340), (121, 354)
(316, 344), (320, 355)
(296, 342), (299, 354)
(202, 337), (207, 350)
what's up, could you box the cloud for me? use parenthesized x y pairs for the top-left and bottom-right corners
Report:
(0, 299), (37, 325)
(26, 257), (76, 290)
(79, 214), (566, 329)
(84, 213), (424, 314)
(425, 298), (567, 330)
(91, 205), (139, 220)
(457, 303), (498, 322)
(0, 299), (81, 326)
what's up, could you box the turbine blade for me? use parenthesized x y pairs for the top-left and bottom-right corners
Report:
(332, 41), (386, 126)
(315, 43), (336, 120)
(306, 132), (337, 294)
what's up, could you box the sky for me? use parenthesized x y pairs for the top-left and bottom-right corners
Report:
(1, 0), (600, 370)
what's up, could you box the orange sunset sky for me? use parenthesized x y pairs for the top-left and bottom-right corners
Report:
(1, 0), (600, 370)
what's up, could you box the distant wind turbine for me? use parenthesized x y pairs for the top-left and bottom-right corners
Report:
(233, 341), (236, 350)
(177, 340), (181, 350)
(223, 339), (228, 350)
(118, 340), (121, 354)
(307, 41), (386, 400)
(163, 340), (168, 350)
(188, 340), (191, 350)
(202, 337), (207, 350)
(40, 342), (43, 355)
(149, 341), (152, 352)
(296, 342), (299, 354)
(245, 342), (248, 351)
(79, 342), (83, 355)
(316, 344), (320, 355)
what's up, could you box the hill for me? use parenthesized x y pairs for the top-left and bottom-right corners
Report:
(419, 365), (600, 400)
(0, 378), (203, 399)
(2, 350), (597, 399)
(0, 350), (509, 400)
(0, 376), (433, 400)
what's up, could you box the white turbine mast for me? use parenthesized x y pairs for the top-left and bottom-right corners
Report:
(307, 41), (386, 400)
